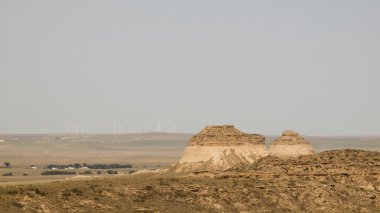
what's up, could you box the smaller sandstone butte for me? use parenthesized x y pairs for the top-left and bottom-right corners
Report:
(175, 125), (267, 172)
(269, 130), (314, 157)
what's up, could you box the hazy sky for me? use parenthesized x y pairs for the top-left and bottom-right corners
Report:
(1, 1), (379, 135)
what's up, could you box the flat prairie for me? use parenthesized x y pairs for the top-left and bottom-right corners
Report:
(0, 133), (379, 184)
(0, 133), (192, 167)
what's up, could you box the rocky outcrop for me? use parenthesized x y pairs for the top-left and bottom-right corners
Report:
(170, 127), (315, 173)
(269, 130), (314, 157)
(186, 125), (265, 146)
(173, 125), (267, 172)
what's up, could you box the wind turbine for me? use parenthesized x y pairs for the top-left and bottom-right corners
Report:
(65, 123), (72, 133)
(155, 121), (163, 132)
(85, 124), (91, 134)
(143, 122), (150, 132)
(73, 123), (81, 135)
(136, 124), (140, 133)
(39, 128), (46, 134)
(118, 123), (124, 134)
(168, 125), (177, 132)
(112, 122), (118, 136)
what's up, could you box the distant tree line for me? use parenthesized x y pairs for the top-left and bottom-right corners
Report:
(87, 164), (132, 169)
(79, 171), (92, 175)
(44, 163), (132, 169)
(106, 170), (118, 174)
(41, 171), (76, 175)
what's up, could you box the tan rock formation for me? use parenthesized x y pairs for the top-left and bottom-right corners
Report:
(175, 125), (267, 172)
(269, 130), (314, 157)
(187, 125), (265, 146)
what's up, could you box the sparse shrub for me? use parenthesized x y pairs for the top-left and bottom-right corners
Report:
(3, 162), (11, 168)
(174, 189), (186, 197)
(32, 188), (46, 196)
(106, 170), (118, 174)
(81, 170), (92, 175)
(62, 188), (83, 196)
(144, 185), (153, 191)
(96, 171), (102, 175)
(158, 179), (167, 185)
(11, 201), (23, 208)
(2, 172), (13, 176)
(288, 180), (296, 187)
(72, 188), (83, 196)
(22, 172), (28, 176)
(62, 190), (72, 197)
(7, 190), (18, 195)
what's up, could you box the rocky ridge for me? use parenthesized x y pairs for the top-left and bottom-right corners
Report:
(175, 125), (267, 172)
(173, 126), (315, 172)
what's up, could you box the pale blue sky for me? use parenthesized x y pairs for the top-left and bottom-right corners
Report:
(0, 0), (379, 135)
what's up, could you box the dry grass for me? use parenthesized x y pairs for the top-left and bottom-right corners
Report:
(0, 150), (379, 212)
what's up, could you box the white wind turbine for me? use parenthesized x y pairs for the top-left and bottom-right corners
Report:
(118, 123), (124, 134)
(112, 122), (118, 136)
(85, 124), (91, 134)
(143, 122), (150, 132)
(65, 123), (72, 133)
(39, 128), (46, 134)
(155, 121), (163, 132)
(136, 124), (140, 133)
(168, 125), (177, 132)
(73, 123), (81, 135)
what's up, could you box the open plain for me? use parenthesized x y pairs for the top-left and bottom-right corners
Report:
(0, 133), (380, 212)
(0, 133), (380, 184)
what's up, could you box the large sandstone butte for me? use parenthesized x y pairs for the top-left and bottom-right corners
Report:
(269, 130), (314, 157)
(176, 125), (267, 172)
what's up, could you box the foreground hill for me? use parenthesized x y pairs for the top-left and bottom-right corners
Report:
(0, 149), (379, 212)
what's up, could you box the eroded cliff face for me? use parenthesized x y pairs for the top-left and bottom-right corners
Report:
(175, 125), (267, 172)
(269, 130), (314, 157)
(171, 127), (315, 173)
